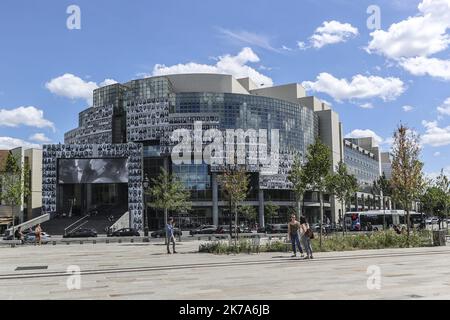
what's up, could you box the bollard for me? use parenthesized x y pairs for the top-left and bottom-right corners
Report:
(118, 239), (122, 244)
(93, 240), (96, 245)
(53, 241), (56, 246)
(106, 239), (109, 244)
(131, 238), (134, 243)
(80, 241), (83, 245)
(66, 242), (70, 245)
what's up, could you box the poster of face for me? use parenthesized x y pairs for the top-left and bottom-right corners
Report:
(58, 159), (129, 184)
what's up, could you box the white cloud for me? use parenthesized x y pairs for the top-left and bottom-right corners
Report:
(302, 73), (405, 102)
(152, 47), (274, 87)
(360, 103), (374, 109)
(0, 106), (55, 130)
(0, 137), (41, 150)
(367, 0), (450, 81)
(218, 28), (279, 52)
(367, 0), (450, 60)
(46, 74), (118, 104)
(345, 129), (384, 146)
(427, 165), (450, 180)
(433, 151), (441, 157)
(421, 120), (450, 146)
(310, 21), (359, 49)
(281, 45), (293, 51)
(100, 79), (118, 87)
(402, 105), (414, 112)
(297, 41), (307, 50)
(437, 97), (450, 115)
(400, 56), (450, 81)
(29, 133), (51, 143)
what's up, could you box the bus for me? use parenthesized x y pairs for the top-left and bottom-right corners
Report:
(344, 210), (425, 231)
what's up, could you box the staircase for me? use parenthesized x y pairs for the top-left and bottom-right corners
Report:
(6, 213), (50, 234)
(40, 206), (128, 236)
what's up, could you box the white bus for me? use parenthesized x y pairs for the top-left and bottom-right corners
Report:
(344, 210), (425, 231)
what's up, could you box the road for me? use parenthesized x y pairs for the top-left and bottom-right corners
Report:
(1, 240), (449, 300)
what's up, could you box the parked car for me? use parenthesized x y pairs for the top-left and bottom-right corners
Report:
(216, 225), (241, 234)
(24, 232), (51, 244)
(189, 225), (218, 236)
(426, 217), (439, 224)
(151, 228), (182, 238)
(108, 228), (140, 237)
(63, 228), (98, 238)
(265, 224), (289, 234)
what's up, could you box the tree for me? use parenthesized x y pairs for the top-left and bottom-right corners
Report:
(264, 201), (279, 224)
(435, 170), (450, 224)
(373, 172), (393, 229)
(239, 205), (257, 225)
(421, 170), (450, 228)
(391, 125), (424, 245)
(0, 153), (31, 240)
(303, 139), (332, 248)
(147, 168), (191, 243)
(288, 156), (307, 219)
(218, 167), (249, 244)
(327, 161), (358, 234)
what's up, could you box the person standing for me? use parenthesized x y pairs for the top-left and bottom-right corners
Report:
(300, 216), (314, 259)
(14, 227), (24, 244)
(166, 217), (177, 254)
(35, 224), (42, 246)
(287, 215), (304, 258)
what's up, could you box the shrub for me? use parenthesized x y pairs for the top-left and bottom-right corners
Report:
(199, 231), (432, 255)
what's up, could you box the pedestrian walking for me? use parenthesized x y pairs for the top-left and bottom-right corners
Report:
(300, 216), (314, 260)
(287, 215), (304, 258)
(166, 217), (177, 254)
(35, 224), (42, 246)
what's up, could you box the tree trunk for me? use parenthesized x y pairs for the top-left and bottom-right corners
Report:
(406, 208), (410, 247)
(164, 208), (168, 245)
(319, 191), (323, 248)
(234, 203), (238, 246)
(11, 206), (15, 241)
(297, 197), (302, 220)
(341, 201), (345, 236)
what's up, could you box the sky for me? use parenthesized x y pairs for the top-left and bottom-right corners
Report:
(0, 0), (449, 177)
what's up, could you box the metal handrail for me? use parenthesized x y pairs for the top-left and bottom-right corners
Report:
(68, 220), (89, 234)
(64, 215), (89, 236)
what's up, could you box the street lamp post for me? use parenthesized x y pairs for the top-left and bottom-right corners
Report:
(143, 174), (150, 237)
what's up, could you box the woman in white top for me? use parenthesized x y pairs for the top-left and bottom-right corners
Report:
(299, 216), (314, 259)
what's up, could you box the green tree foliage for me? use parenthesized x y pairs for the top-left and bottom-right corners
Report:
(147, 168), (191, 240)
(288, 155), (307, 218)
(264, 201), (279, 223)
(421, 170), (450, 224)
(0, 153), (31, 239)
(391, 125), (424, 245)
(239, 205), (257, 224)
(327, 161), (358, 233)
(218, 167), (249, 243)
(303, 139), (333, 247)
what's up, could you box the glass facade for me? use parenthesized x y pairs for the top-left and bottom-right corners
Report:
(344, 142), (380, 189)
(63, 75), (322, 227)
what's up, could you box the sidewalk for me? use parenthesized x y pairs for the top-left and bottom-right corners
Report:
(1, 242), (450, 299)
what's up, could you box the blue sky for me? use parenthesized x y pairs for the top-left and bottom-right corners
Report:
(0, 0), (449, 176)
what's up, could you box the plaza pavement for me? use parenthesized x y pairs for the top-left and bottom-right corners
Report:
(1, 239), (450, 300)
